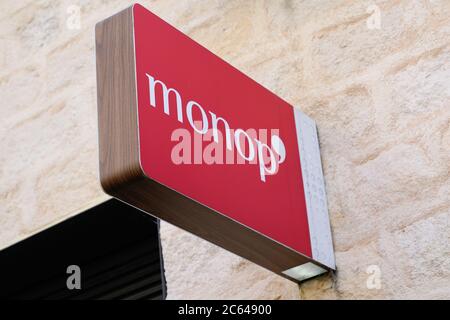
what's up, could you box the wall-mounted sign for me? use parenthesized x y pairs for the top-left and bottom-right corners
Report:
(96, 3), (335, 282)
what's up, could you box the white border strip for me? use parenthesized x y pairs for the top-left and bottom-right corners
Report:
(294, 109), (335, 269)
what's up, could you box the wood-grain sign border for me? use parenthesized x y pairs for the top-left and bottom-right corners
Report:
(96, 4), (335, 283)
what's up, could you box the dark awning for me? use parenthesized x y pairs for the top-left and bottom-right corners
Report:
(0, 198), (166, 300)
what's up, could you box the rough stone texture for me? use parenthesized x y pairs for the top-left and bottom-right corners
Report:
(0, 0), (449, 299)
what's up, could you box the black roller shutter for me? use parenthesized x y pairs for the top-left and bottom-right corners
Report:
(0, 199), (167, 300)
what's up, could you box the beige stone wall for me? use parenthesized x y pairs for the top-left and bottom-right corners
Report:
(1, 0), (449, 299)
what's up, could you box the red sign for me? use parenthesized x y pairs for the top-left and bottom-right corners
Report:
(96, 4), (335, 282)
